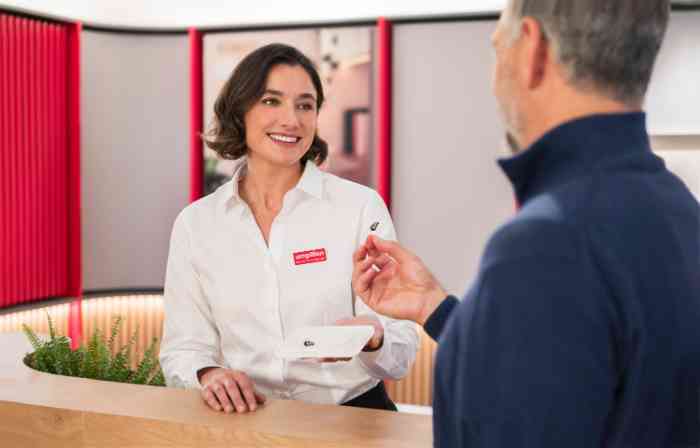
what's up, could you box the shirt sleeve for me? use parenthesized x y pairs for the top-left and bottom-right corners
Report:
(434, 252), (617, 447)
(159, 211), (224, 389)
(355, 191), (420, 380)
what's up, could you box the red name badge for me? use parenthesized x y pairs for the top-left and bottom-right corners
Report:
(293, 248), (327, 265)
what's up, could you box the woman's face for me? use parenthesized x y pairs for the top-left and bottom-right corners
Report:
(244, 64), (319, 169)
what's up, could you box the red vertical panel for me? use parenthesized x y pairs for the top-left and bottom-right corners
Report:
(0, 15), (6, 304)
(66, 23), (82, 297)
(39, 22), (49, 298)
(38, 24), (54, 297)
(189, 28), (204, 202)
(66, 22), (82, 299)
(29, 19), (39, 300)
(6, 16), (17, 305)
(52, 24), (61, 298)
(376, 18), (392, 211)
(66, 23), (83, 346)
(0, 16), (74, 308)
(57, 26), (68, 299)
(19, 17), (28, 304)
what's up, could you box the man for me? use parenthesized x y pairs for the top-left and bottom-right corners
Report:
(352, 0), (700, 446)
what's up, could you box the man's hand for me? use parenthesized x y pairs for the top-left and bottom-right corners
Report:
(198, 367), (266, 413)
(352, 235), (448, 326)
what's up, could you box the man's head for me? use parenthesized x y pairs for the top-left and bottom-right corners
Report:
(492, 0), (670, 152)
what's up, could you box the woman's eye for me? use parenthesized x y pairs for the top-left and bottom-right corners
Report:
(262, 97), (279, 106)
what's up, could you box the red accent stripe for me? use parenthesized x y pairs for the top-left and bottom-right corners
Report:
(189, 28), (204, 202)
(67, 22), (82, 298)
(69, 297), (83, 350)
(377, 18), (392, 211)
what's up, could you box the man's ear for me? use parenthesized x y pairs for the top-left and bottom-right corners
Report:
(518, 17), (549, 90)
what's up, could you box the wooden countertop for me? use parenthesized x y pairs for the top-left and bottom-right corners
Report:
(0, 333), (432, 447)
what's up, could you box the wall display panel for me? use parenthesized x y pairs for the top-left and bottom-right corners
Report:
(392, 20), (514, 295)
(81, 31), (189, 291)
(202, 27), (376, 195)
(646, 11), (700, 135)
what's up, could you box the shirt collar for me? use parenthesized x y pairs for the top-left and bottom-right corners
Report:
(497, 112), (652, 205)
(217, 158), (324, 212)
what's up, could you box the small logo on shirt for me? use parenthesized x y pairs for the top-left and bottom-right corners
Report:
(293, 248), (327, 265)
(370, 221), (380, 231)
(303, 340), (315, 347)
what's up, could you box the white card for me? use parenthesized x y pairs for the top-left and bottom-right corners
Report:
(276, 325), (374, 360)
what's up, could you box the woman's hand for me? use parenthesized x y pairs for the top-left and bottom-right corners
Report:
(335, 314), (384, 351)
(198, 367), (266, 413)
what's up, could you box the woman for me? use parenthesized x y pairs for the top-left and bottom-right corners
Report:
(159, 44), (418, 413)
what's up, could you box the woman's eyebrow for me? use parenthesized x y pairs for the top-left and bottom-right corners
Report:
(263, 89), (316, 101)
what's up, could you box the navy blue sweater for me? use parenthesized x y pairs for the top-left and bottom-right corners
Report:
(424, 113), (700, 447)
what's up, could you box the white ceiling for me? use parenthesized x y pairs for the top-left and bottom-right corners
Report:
(0, 0), (507, 29)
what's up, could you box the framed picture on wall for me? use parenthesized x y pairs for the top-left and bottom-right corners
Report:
(202, 26), (376, 196)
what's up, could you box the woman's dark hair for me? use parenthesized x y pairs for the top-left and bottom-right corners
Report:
(203, 43), (328, 165)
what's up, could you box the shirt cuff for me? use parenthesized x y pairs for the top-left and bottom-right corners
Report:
(424, 295), (459, 342)
(191, 361), (225, 389)
(357, 329), (395, 379)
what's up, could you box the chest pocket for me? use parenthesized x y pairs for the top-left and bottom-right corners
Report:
(280, 243), (355, 328)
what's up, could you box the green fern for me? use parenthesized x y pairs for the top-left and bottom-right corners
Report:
(107, 316), (123, 354)
(46, 312), (56, 340)
(23, 314), (166, 387)
(132, 337), (159, 385)
(22, 324), (43, 351)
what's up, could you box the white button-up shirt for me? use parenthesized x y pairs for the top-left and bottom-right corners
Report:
(160, 160), (419, 404)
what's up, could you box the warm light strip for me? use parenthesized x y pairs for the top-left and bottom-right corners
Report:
(0, 302), (71, 337)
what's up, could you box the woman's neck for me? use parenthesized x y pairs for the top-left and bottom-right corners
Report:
(239, 157), (303, 213)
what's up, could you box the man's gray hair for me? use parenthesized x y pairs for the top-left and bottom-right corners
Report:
(508, 0), (670, 106)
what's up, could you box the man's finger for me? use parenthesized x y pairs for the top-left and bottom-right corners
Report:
(353, 244), (368, 262)
(353, 256), (376, 275)
(368, 236), (414, 264)
(254, 391), (267, 404)
(373, 253), (395, 270)
(354, 264), (380, 295)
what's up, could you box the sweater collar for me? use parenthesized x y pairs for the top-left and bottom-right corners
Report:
(497, 112), (652, 205)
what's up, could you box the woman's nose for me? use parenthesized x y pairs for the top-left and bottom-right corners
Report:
(278, 104), (301, 128)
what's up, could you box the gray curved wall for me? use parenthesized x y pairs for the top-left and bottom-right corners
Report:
(81, 31), (189, 291)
